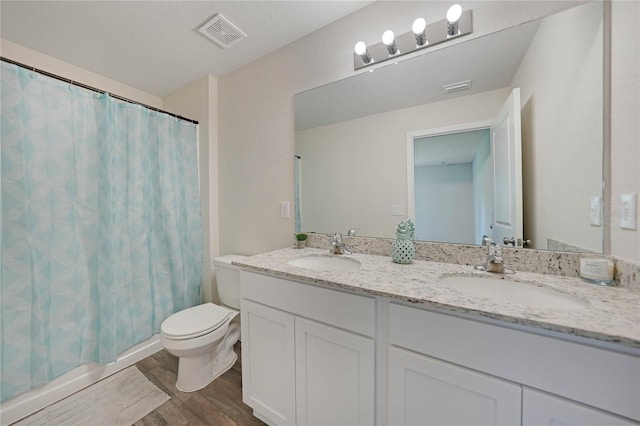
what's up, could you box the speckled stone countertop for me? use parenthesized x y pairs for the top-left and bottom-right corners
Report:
(234, 248), (640, 350)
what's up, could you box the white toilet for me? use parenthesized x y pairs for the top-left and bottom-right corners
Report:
(160, 255), (245, 392)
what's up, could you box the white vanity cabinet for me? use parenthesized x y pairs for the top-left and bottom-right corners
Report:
(241, 299), (296, 425)
(388, 346), (522, 425)
(387, 301), (640, 425)
(239, 264), (639, 426)
(240, 271), (376, 426)
(295, 317), (375, 426)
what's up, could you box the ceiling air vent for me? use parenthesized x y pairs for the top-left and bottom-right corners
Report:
(198, 13), (246, 49)
(442, 80), (472, 94)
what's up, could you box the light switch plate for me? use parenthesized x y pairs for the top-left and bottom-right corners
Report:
(391, 204), (404, 216)
(590, 196), (601, 226)
(619, 193), (637, 230)
(280, 201), (290, 219)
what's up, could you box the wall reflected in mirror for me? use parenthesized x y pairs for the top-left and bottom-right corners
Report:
(294, 1), (603, 253)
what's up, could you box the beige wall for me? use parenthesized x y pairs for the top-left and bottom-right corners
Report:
(415, 163), (475, 244)
(610, 0), (640, 262)
(164, 76), (219, 303)
(511, 2), (603, 252)
(296, 89), (508, 239)
(218, 0), (581, 256)
(1, 38), (163, 109)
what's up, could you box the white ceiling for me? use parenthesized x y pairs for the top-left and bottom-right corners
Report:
(0, 1), (373, 97)
(414, 129), (488, 167)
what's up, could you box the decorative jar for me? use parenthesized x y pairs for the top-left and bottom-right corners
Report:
(392, 219), (415, 264)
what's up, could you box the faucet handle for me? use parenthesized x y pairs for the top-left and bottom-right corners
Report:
(481, 235), (493, 246)
(503, 237), (517, 246)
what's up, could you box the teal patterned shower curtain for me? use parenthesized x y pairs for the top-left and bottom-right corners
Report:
(0, 62), (203, 402)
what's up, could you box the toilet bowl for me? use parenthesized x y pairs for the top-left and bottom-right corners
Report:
(160, 255), (245, 392)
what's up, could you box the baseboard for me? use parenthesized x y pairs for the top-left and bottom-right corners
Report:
(0, 335), (162, 426)
(253, 409), (278, 426)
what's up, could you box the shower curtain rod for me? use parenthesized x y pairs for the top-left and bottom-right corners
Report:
(1, 57), (199, 125)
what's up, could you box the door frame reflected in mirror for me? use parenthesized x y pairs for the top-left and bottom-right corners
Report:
(407, 120), (493, 245)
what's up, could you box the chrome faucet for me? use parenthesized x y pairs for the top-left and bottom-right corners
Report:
(330, 233), (352, 255)
(475, 237), (506, 273)
(477, 243), (505, 273)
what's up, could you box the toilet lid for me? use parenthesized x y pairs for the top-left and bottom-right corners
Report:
(161, 303), (231, 340)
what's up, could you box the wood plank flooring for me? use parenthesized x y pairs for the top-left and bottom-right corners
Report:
(134, 343), (265, 426)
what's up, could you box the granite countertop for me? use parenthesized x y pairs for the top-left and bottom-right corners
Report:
(233, 248), (640, 350)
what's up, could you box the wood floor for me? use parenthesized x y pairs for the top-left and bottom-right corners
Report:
(134, 343), (265, 426)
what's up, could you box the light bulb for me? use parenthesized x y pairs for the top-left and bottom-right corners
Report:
(412, 17), (427, 46)
(412, 18), (426, 35)
(382, 30), (395, 46)
(446, 4), (462, 24)
(446, 4), (463, 36)
(354, 41), (372, 65)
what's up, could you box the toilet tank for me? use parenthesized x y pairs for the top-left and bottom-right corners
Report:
(213, 255), (245, 310)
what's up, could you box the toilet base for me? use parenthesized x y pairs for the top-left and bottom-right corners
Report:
(176, 351), (238, 392)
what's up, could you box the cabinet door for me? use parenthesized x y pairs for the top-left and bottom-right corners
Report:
(241, 300), (295, 426)
(388, 346), (522, 426)
(295, 317), (375, 426)
(523, 388), (638, 426)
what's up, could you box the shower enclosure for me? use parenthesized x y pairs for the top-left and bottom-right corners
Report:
(0, 60), (204, 416)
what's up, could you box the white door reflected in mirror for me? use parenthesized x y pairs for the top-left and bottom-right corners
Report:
(491, 88), (523, 247)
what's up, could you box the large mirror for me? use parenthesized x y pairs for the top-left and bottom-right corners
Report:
(295, 2), (604, 252)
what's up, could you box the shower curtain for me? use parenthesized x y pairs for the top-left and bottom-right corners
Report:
(0, 62), (203, 402)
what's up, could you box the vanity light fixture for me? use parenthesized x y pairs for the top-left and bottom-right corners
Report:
(412, 18), (427, 47)
(382, 30), (399, 55)
(446, 4), (463, 36)
(354, 41), (372, 64)
(353, 4), (472, 71)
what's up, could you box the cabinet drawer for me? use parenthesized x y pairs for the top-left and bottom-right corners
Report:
(523, 387), (638, 426)
(388, 301), (640, 421)
(241, 271), (376, 337)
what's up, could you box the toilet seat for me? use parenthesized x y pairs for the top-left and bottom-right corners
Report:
(161, 303), (231, 340)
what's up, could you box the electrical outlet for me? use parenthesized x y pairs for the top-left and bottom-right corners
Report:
(620, 193), (637, 230)
(391, 204), (404, 216)
(590, 196), (601, 226)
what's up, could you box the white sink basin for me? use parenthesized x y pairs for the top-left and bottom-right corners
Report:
(440, 275), (586, 310)
(288, 255), (361, 271)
